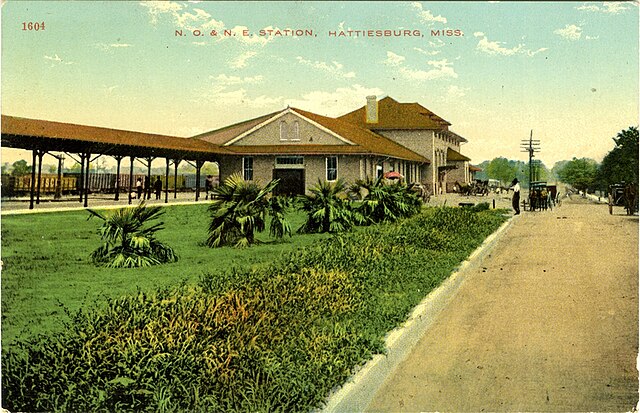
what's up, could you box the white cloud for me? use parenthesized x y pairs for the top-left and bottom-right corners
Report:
(446, 85), (469, 99)
(476, 36), (524, 55)
(285, 85), (385, 117)
(229, 51), (258, 69)
(429, 39), (445, 48)
(576, 4), (601, 12)
(195, 73), (276, 108)
(197, 86), (283, 108)
(586, 35), (600, 40)
(603, 2), (630, 13)
(210, 74), (264, 86)
(554, 24), (583, 41)
(139, 1), (183, 25)
(95, 43), (133, 51)
(576, 2), (631, 14)
(140, 2), (224, 34)
(295, 57), (356, 79)
(411, 2), (447, 24)
(101, 85), (119, 95)
(474, 33), (548, 56)
(44, 54), (74, 65)
(414, 47), (441, 56)
(384, 51), (457, 81)
(526, 47), (549, 56)
(384, 51), (406, 66)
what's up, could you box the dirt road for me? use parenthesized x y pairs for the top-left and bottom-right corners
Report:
(367, 197), (638, 412)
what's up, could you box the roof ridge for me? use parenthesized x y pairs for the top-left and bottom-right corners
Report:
(190, 109), (283, 139)
(290, 107), (429, 163)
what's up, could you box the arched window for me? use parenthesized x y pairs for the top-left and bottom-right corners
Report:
(280, 121), (288, 141)
(293, 121), (300, 140)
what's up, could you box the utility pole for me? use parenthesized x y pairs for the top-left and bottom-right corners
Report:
(520, 130), (540, 187)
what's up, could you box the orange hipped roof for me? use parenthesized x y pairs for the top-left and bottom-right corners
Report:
(337, 96), (451, 130)
(192, 107), (430, 163)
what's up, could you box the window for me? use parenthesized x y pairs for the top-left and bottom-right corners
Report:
(326, 156), (338, 181)
(376, 163), (384, 179)
(243, 157), (253, 181)
(293, 121), (300, 140)
(275, 156), (304, 166)
(279, 121), (288, 141)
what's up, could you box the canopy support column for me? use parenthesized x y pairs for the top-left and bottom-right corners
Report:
(164, 158), (170, 204)
(114, 156), (123, 201)
(83, 153), (91, 208)
(78, 153), (86, 203)
(195, 160), (204, 201)
(145, 157), (154, 200)
(173, 159), (181, 199)
(53, 154), (64, 200)
(128, 156), (135, 205)
(29, 149), (37, 210)
(35, 150), (44, 205)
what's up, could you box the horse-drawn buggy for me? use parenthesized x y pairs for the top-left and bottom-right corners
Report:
(528, 181), (553, 211)
(455, 180), (489, 196)
(608, 183), (638, 215)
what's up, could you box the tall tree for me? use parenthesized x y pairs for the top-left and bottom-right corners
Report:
(597, 126), (639, 188)
(556, 157), (599, 192)
(486, 157), (518, 186)
(10, 160), (31, 176)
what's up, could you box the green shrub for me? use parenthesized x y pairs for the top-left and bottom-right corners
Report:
(298, 179), (355, 233)
(87, 202), (178, 268)
(207, 174), (285, 248)
(2, 207), (508, 412)
(352, 177), (422, 224)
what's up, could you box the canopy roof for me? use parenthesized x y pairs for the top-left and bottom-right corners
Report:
(1, 115), (227, 161)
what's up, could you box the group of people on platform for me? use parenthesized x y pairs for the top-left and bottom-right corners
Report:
(134, 176), (164, 200)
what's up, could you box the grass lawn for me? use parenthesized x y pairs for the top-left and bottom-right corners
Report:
(1, 203), (331, 347)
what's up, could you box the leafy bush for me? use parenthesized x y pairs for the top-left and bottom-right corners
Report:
(298, 179), (356, 233)
(3, 207), (508, 412)
(207, 174), (285, 247)
(352, 177), (423, 224)
(469, 202), (490, 213)
(268, 195), (294, 239)
(87, 202), (177, 268)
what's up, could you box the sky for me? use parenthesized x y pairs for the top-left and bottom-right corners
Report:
(1, 0), (638, 169)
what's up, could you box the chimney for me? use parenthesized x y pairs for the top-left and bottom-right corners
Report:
(365, 95), (378, 123)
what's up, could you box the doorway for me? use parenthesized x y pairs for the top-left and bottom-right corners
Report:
(273, 169), (305, 196)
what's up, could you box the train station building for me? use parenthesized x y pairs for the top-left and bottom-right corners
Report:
(1, 96), (473, 208)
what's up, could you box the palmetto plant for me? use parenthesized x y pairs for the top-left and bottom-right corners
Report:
(87, 203), (178, 268)
(207, 173), (282, 248)
(298, 179), (356, 233)
(268, 195), (293, 239)
(353, 177), (422, 224)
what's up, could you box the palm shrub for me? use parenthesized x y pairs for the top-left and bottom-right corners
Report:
(298, 179), (356, 233)
(354, 177), (422, 224)
(207, 173), (285, 247)
(268, 195), (293, 239)
(87, 202), (178, 268)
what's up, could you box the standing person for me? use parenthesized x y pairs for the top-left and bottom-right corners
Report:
(154, 177), (163, 200)
(511, 178), (521, 215)
(205, 175), (214, 200)
(144, 176), (151, 200)
(136, 178), (143, 199)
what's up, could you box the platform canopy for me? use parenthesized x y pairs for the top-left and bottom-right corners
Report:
(1, 115), (228, 161)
